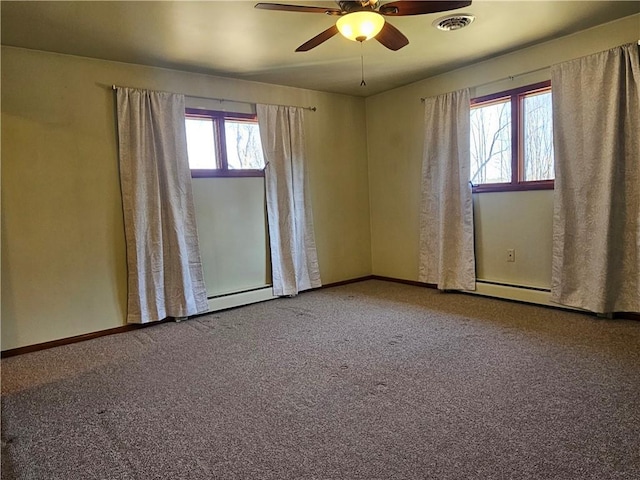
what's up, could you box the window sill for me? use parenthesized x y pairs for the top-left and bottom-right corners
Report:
(191, 169), (265, 178)
(472, 180), (554, 193)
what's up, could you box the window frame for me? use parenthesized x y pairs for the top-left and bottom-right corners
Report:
(185, 108), (265, 178)
(470, 80), (553, 193)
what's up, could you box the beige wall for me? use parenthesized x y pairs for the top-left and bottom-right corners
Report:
(366, 15), (639, 287)
(473, 191), (553, 288)
(192, 178), (271, 296)
(1, 47), (372, 350)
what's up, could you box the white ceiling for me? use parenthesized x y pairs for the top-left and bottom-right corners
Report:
(1, 1), (639, 96)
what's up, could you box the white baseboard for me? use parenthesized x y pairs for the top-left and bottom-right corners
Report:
(206, 287), (276, 312)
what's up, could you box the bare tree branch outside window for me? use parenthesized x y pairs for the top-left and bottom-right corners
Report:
(470, 100), (511, 184)
(469, 83), (554, 190)
(226, 121), (265, 169)
(523, 92), (554, 181)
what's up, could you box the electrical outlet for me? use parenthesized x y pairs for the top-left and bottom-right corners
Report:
(507, 249), (515, 262)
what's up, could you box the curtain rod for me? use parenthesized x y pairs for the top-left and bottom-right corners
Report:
(420, 41), (640, 102)
(111, 85), (317, 112)
(420, 65), (550, 102)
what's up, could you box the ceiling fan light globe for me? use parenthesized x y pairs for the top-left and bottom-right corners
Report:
(336, 11), (385, 42)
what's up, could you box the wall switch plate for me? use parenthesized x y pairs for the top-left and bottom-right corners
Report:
(507, 249), (515, 262)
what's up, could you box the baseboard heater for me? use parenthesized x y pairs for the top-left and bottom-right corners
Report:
(205, 286), (277, 312)
(470, 279), (561, 308)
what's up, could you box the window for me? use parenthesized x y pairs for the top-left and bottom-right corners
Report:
(185, 108), (265, 177)
(470, 81), (553, 192)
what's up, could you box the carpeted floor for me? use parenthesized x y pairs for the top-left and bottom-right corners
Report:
(2, 280), (639, 479)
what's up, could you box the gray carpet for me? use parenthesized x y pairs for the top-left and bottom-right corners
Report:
(2, 280), (639, 479)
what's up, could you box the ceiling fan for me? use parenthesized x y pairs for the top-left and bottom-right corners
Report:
(255, 1), (472, 52)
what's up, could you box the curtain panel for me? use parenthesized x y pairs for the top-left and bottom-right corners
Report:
(116, 88), (209, 323)
(257, 104), (321, 296)
(550, 43), (640, 313)
(419, 89), (476, 290)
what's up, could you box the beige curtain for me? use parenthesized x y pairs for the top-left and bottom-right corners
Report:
(257, 104), (321, 296)
(116, 87), (209, 323)
(419, 89), (476, 290)
(550, 43), (640, 313)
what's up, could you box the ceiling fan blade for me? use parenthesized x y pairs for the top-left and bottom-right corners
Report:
(375, 22), (409, 51)
(295, 25), (340, 52)
(255, 3), (341, 14)
(379, 1), (471, 16)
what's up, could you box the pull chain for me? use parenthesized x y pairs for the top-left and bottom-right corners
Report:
(360, 41), (366, 87)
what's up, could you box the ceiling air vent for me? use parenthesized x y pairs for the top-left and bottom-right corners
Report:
(433, 14), (475, 31)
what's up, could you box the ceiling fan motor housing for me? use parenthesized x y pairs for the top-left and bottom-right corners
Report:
(337, 1), (378, 13)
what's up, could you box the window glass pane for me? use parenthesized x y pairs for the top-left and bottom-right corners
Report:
(185, 117), (217, 169)
(225, 120), (265, 170)
(523, 91), (554, 181)
(470, 99), (512, 184)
